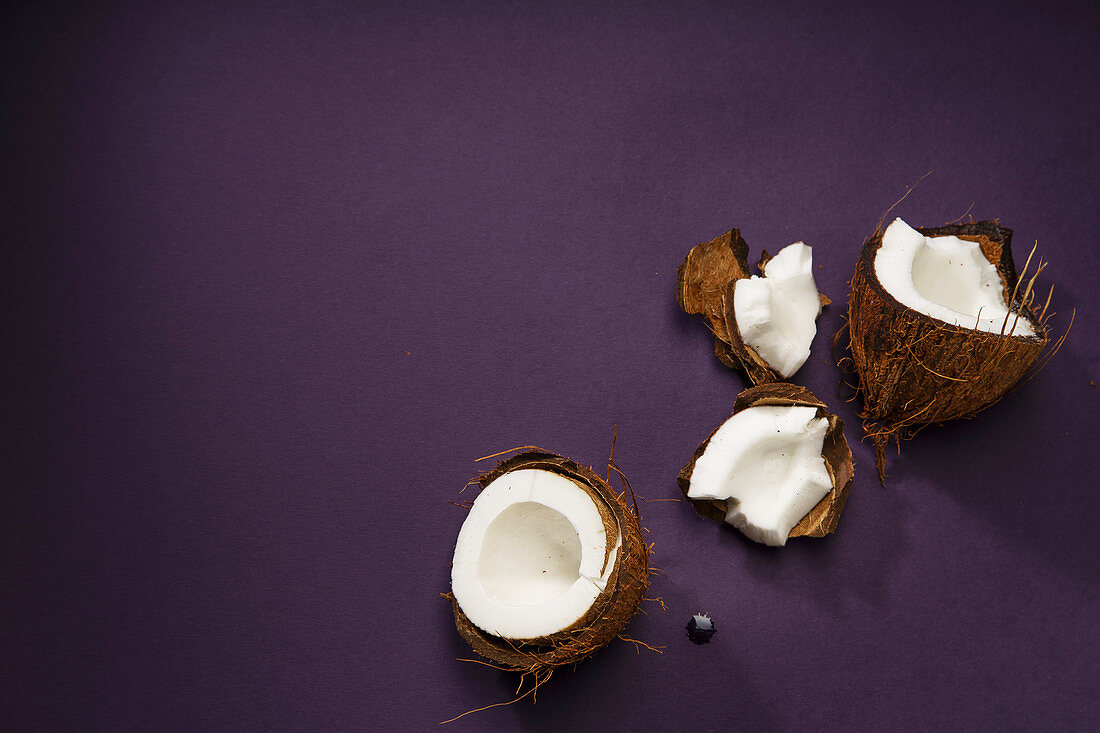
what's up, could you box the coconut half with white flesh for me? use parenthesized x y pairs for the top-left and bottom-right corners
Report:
(678, 384), (855, 547)
(847, 218), (1053, 479)
(677, 228), (829, 383)
(448, 451), (649, 674)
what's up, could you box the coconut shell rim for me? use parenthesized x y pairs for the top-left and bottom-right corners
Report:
(854, 221), (1046, 343)
(722, 277), (784, 384)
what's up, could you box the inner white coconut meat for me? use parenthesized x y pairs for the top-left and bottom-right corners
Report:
(687, 405), (832, 546)
(451, 469), (620, 640)
(733, 242), (823, 378)
(875, 218), (1035, 337)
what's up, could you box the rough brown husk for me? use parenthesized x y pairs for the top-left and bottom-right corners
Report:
(676, 383), (855, 540)
(678, 229), (831, 384)
(448, 451), (650, 676)
(846, 221), (1049, 478)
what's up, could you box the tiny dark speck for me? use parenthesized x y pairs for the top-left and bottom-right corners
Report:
(686, 614), (716, 644)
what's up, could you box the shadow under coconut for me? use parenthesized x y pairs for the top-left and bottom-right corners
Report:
(892, 328), (1094, 584)
(501, 631), (785, 732)
(670, 300), (722, 361)
(838, 277), (1093, 586)
(668, 296), (762, 397)
(439, 569), (783, 729)
(438, 638), (623, 728)
(671, 293), (701, 336)
(715, 484), (909, 616)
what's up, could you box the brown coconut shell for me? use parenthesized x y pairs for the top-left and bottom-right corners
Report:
(677, 229), (829, 384)
(677, 383), (855, 540)
(447, 450), (650, 675)
(847, 221), (1049, 476)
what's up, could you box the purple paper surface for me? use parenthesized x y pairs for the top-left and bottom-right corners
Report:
(2, 1), (1098, 730)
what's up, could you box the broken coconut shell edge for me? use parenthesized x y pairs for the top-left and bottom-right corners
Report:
(676, 383), (855, 540)
(677, 228), (781, 384)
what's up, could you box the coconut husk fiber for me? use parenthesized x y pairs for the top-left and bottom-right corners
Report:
(677, 228), (829, 384)
(447, 450), (650, 677)
(677, 383), (855, 540)
(846, 220), (1051, 479)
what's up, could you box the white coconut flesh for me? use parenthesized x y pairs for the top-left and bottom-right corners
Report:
(875, 218), (1035, 337)
(687, 405), (832, 546)
(451, 468), (621, 640)
(733, 242), (823, 378)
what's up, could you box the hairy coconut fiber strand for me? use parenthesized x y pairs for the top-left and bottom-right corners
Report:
(847, 221), (1050, 478)
(448, 451), (650, 675)
(678, 384), (855, 540)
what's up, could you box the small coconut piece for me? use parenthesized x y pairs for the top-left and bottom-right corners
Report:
(448, 450), (650, 675)
(677, 229), (828, 383)
(847, 218), (1052, 477)
(732, 242), (825, 378)
(677, 384), (855, 546)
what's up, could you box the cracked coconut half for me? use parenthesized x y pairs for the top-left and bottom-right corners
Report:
(447, 450), (650, 676)
(678, 384), (854, 547)
(677, 228), (829, 383)
(846, 217), (1064, 479)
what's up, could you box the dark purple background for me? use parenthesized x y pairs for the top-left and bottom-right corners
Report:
(3, 1), (1098, 730)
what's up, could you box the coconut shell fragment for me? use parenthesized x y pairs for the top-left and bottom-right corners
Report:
(447, 450), (651, 676)
(677, 229), (829, 383)
(676, 229), (774, 383)
(677, 383), (855, 541)
(846, 220), (1053, 479)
